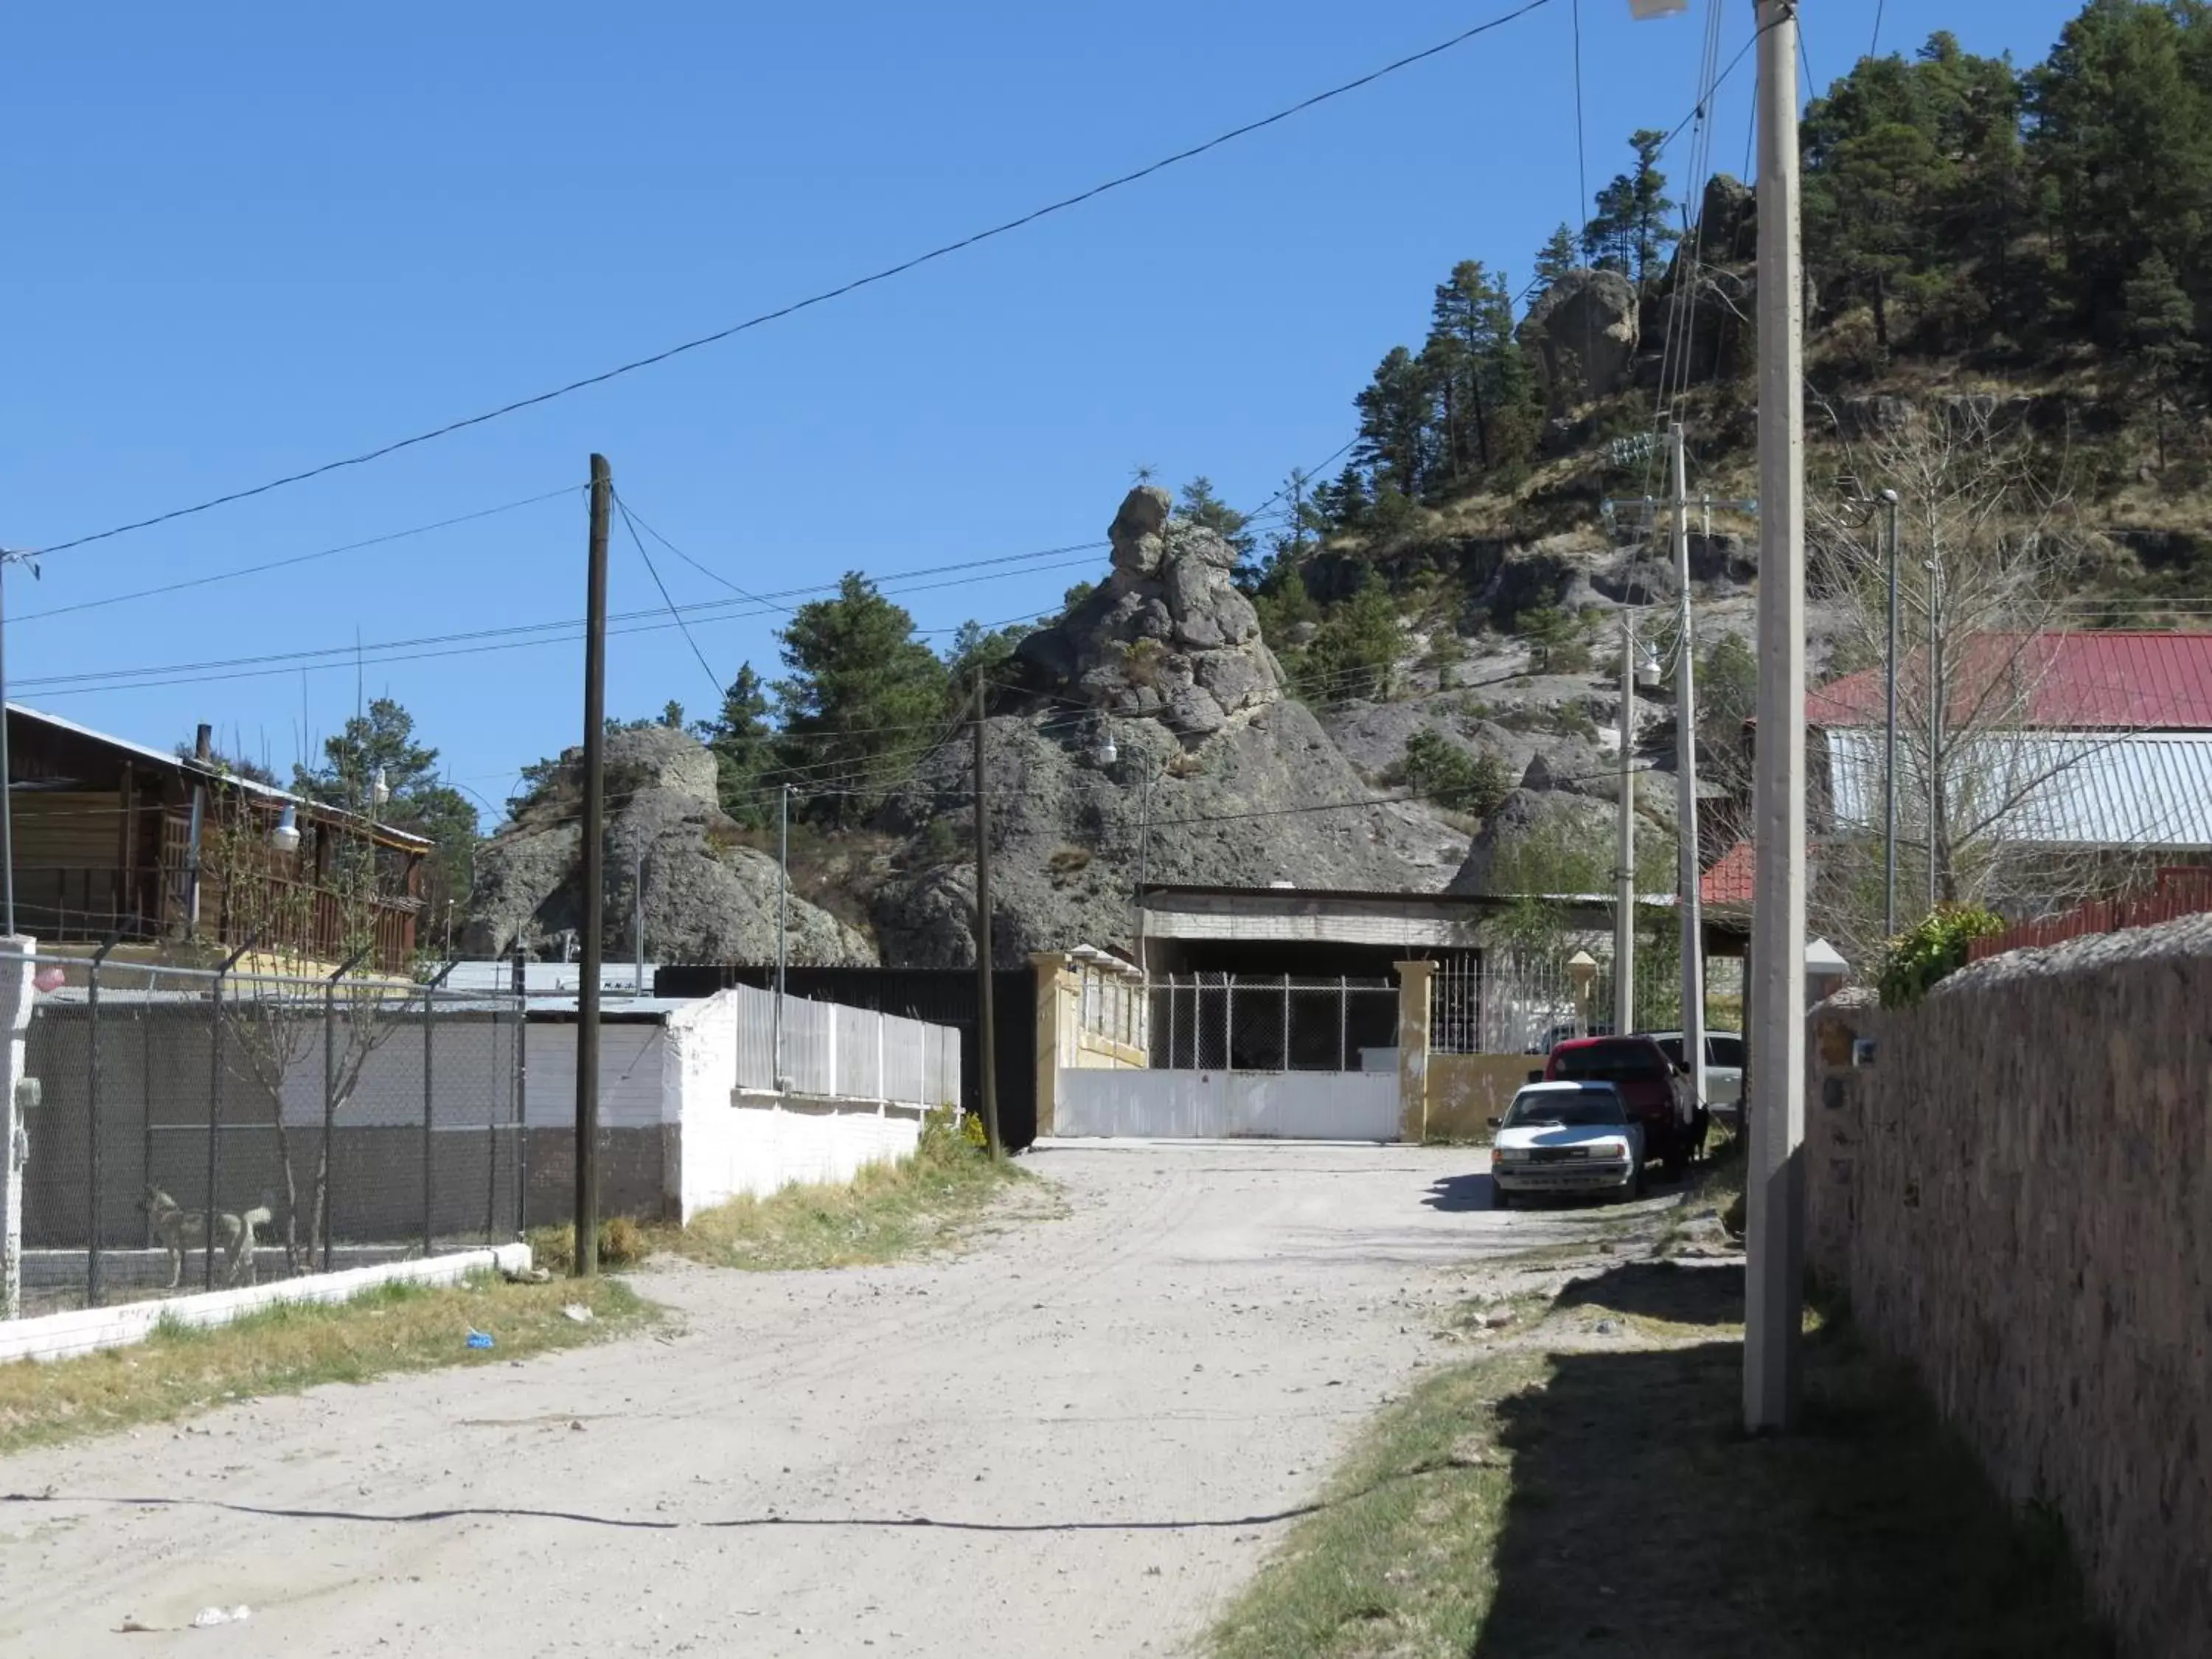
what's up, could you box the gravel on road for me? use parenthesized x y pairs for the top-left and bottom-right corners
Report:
(0, 1142), (1604, 1659)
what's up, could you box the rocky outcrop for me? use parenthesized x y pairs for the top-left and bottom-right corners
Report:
(873, 489), (1470, 963)
(1519, 269), (1640, 413)
(463, 726), (875, 965)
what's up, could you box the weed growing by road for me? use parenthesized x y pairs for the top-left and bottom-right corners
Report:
(1209, 1261), (2109, 1659)
(0, 1273), (648, 1458)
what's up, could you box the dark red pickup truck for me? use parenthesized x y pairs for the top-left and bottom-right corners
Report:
(1540, 1034), (1701, 1178)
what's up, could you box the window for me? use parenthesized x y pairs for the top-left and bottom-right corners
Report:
(1708, 1036), (1746, 1068)
(1551, 1040), (1668, 1082)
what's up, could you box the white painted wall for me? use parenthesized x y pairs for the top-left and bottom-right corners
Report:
(665, 992), (928, 1221)
(1054, 1069), (1402, 1141)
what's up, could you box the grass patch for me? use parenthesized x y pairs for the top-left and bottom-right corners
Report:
(1209, 1270), (2110, 1659)
(0, 1273), (649, 1459)
(669, 1115), (1028, 1273)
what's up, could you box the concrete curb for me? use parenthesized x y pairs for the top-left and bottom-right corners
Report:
(0, 1242), (533, 1365)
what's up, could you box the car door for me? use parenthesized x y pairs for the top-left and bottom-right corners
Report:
(1704, 1034), (1745, 1107)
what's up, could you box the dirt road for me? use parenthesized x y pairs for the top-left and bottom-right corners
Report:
(0, 1142), (1599, 1658)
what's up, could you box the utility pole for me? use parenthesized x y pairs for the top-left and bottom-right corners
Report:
(574, 453), (611, 1278)
(774, 780), (789, 1090)
(1669, 423), (1708, 1112)
(1615, 610), (1638, 1037)
(1745, 0), (1808, 1435)
(1880, 489), (1901, 940)
(632, 852), (645, 995)
(972, 671), (1002, 1158)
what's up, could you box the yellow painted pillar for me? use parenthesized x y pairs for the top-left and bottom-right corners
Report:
(1030, 952), (1071, 1136)
(1394, 959), (1434, 1144)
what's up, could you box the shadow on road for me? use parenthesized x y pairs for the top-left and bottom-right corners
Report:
(1467, 1264), (2112, 1659)
(1422, 1172), (1502, 1212)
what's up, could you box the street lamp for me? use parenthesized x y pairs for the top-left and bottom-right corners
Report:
(1095, 727), (1119, 767)
(1635, 643), (1663, 690)
(270, 804), (302, 855)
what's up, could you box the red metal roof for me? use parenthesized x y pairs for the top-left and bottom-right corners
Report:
(1701, 841), (1757, 907)
(1806, 633), (2212, 731)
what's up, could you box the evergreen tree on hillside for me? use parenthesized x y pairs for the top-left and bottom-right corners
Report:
(1533, 223), (1581, 287)
(1176, 476), (1255, 558)
(1354, 345), (1435, 502)
(294, 698), (477, 911)
(773, 575), (948, 825)
(1583, 130), (1677, 284)
(1422, 262), (1541, 486)
(692, 664), (776, 827)
(2122, 250), (2202, 467)
(942, 619), (1022, 705)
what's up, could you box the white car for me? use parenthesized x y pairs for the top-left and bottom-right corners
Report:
(1647, 1030), (1746, 1118)
(1488, 1082), (1646, 1208)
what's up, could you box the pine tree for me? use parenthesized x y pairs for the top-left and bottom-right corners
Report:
(1354, 346), (1435, 501)
(1533, 223), (1580, 287)
(1583, 129), (1678, 285)
(2121, 250), (2202, 469)
(692, 664), (776, 826)
(1176, 476), (1255, 558)
(293, 698), (478, 912)
(773, 576), (949, 825)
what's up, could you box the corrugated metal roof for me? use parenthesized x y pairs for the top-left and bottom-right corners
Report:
(1825, 728), (2212, 849)
(1808, 633), (2212, 731)
(7, 701), (434, 849)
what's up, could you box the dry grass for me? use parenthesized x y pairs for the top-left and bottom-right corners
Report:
(0, 1273), (650, 1459)
(667, 1128), (1033, 1272)
(1210, 1255), (2110, 1659)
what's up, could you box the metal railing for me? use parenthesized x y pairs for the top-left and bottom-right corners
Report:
(1149, 975), (1399, 1073)
(11, 950), (523, 1320)
(731, 982), (960, 1107)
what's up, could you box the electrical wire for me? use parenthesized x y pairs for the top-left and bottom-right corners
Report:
(6, 486), (580, 629)
(614, 493), (726, 700)
(29, 0), (1559, 560)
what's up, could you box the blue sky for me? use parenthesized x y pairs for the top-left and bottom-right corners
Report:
(3, 0), (2087, 823)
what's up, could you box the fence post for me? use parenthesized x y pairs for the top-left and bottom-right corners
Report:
(419, 959), (459, 1259)
(205, 936), (253, 1292)
(0, 938), (35, 1322)
(140, 1001), (153, 1249)
(825, 1000), (837, 1099)
(1223, 976), (1234, 1074)
(512, 947), (529, 1237)
(1339, 975), (1349, 1073)
(86, 933), (123, 1307)
(319, 944), (369, 1274)
(1281, 974), (1291, 1073)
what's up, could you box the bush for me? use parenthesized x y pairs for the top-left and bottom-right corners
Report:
(1401, 728), (1511, 817)
(1877, 905), (2004, 1008)
(527, 1216), (653, 1273)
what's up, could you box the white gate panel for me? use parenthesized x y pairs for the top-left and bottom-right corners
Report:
(1055, 1070), (1400, 1141)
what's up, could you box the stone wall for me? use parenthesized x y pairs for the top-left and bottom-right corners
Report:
(1805, 916), (2212, 1659)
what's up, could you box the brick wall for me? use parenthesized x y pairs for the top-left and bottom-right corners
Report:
(1806, 916), (2212, 1659)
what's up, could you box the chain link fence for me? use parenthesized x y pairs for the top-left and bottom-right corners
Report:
(1431, 948), (1719, 1055)
(1149, 975), (1399, 1073)
(16, 953), (524, 1318)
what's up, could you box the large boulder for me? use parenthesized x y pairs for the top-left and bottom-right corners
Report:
(1518, 269), (1640, 413)
(463, 725), (875, 965)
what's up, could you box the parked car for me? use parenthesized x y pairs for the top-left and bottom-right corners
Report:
(1528, 1020), (1615, 1057)
(1646, 1030), (1746, 1119)
(1539, 1034), (1700, 1178)
(1488, 1082), (1644, 1208)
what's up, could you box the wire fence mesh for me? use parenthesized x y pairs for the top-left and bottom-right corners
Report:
(1430, 949), (1719, 1054)
(15, 953), (523, 1318)
(1148, 975), (1399, 1073)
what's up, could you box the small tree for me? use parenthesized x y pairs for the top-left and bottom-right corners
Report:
(1402, 729), (1511, 817)
(690, 663), (776, 827)
(2120, 250), (2201, 470)
(1533, 223), (1580, 287)
(1177, 476), (1255, 560)
(1583, 129), (1678, 285)
(774, 574), (949, 825)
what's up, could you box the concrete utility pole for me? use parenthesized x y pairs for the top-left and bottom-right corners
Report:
(1745, 0), (1809, 1434)
(972, 672), (1002, 1158)
(774, 780), (789, 1090)
(1669, 423), (1708, 1111)
(1880, 489), (1902, 939)
(574, 453), (611, 1279)
(1925, 556), (1942, 911)
(1615, 611), (1638, 1037)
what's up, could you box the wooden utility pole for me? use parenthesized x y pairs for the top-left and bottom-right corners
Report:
(1615, 611), (1637, 1037)
(1669, 423), (1708, 1113)
(972, 671), (1002, 1158)
(574, 454), (611, 1276)
(1745, 0), (1809, 1433)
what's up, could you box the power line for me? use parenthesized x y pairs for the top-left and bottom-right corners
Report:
(614, 493), (725, 700)
(30, 0), (1559, 560)
(7, 486), (579, 629)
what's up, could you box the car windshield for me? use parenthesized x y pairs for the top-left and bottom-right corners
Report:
(1505, 1090), (1627, 1127)
(1551, 1040), (1669, 1082)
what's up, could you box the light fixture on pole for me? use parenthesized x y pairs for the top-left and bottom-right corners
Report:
(1635, 644), (1663, 690)
(371, 767), (392, 807)
(270, 804), (302, 855)
(1095, 726), (1119, 767)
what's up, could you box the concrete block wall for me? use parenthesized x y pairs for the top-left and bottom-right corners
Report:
(1805, 916), (2212, 1659)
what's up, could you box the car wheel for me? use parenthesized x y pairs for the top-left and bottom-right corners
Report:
(1632, 1159), (1647, 1199)
(1493, 1184), (1514, 1211)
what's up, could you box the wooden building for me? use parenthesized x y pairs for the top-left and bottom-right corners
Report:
(7, 705), (428, 973)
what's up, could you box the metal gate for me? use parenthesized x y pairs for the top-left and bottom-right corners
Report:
(1054, 1068), (1402, 1140)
